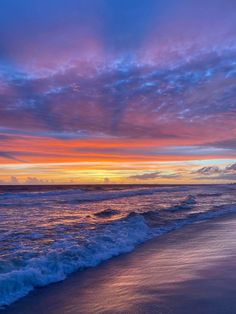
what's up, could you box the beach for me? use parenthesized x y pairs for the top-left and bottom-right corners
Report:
(1, 0), (236, 311)
(3, 213), (236, 314)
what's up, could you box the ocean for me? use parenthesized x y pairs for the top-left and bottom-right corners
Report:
(0, 184), (236, 307)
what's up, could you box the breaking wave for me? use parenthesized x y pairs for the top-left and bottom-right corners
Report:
(1, 202), (236, 307)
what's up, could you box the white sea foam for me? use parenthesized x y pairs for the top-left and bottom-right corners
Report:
(0, 214), (150, 306)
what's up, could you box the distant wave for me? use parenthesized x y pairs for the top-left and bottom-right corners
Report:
(197, 193), (222, 197)
(0, 186), (189, 203)
(65, 186), (191, 204)
(166, 195), (197, 212)
(0, 188), (84, 199)
(94, 209), (120, 218)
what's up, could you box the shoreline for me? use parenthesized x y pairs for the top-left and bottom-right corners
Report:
(3, 213), (236, 314)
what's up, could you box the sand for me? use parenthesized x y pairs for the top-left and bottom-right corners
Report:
(3, 214), (236, 314)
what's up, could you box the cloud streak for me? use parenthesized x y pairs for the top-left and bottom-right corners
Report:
(194, 163), (236, 181)
(128, 171), (181, 181)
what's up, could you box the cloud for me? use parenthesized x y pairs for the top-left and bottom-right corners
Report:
(0, 151), (25, 162)
(0, 135), (10, 141)
(206, 139), (236, 150)
(196, 173), (236, 181)
(128, 171), (162, 180)
(0, 176), (55, 185)
(10, 176), (19, 184)
(193, 166), (222, 175)
(225, 163), (236, 172)
(159, 173), (181, 179)
(24, 177), (52, 184)
(194, 163), (236, 176)
(0, 1), (236, 172)
(128, 171), (181, 181)
(103, 178), (110, 184)
(194, 163), (236, 181)
(0, 46), (236, 144)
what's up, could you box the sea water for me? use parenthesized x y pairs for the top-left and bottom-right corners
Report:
(0, 184), (236, 306)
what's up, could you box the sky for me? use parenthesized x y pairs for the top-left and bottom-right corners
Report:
(0, 0), (236, 184)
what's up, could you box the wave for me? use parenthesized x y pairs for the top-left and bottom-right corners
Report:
(197, 193), (222, 197)
(66, 186), (190, 204)
(0, 188), (84, 200)
(166, 195), (197, 212)
(94, 209), (120, 218)
(1, 203), (236, 308)
(0, 214), (150, 307)
(0, 186), (190, 204)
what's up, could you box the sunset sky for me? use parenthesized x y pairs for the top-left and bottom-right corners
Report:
(0, 0), (236, 184)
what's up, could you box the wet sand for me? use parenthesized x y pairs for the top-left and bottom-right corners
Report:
(3, 214), (236, 314)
